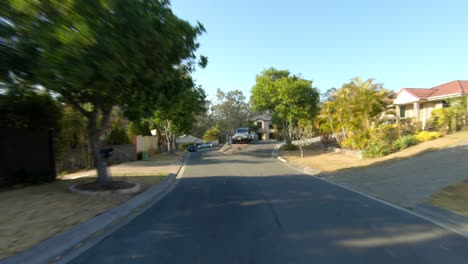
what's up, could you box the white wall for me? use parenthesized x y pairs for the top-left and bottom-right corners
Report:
(394, 90), (419, 105)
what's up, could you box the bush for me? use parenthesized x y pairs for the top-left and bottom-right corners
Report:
(203, 127), (220, 142)
(415, 131), (442, 142)
(361, 124), (398, 158)
(362, 140), (393, 158)
(340, 133), (369, 150)
(428, 98), (467, 133)
(392, 135), (418, 150)
(104, 119), (131, 145)
(399, 118), (422, 136)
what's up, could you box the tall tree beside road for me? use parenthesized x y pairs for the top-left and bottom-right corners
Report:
(0, 0), (207, 185)
(211, 88), (251, 132)
(152, 85), (206, 154)
(251, 68), (320, 145)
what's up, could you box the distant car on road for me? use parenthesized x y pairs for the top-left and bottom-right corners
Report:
(197, 142), (215, 149)
(232, 127), (251, 144)
(187, 145), (197, 152)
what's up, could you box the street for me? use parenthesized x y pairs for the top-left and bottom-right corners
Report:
(70, 142), (468, 263)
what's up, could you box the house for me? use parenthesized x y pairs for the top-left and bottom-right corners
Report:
(392, 80), (468, 129)
(251, 112), (276, 140)
(176, 135), (204, 145)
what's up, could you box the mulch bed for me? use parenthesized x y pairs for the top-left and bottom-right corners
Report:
(74, 180), (136, 191)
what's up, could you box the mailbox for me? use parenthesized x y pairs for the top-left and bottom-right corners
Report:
(99, 148), (114, 159)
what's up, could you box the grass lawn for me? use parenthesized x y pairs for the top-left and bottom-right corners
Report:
(0, 152), (184, 260)
(281, 131), (468, 173)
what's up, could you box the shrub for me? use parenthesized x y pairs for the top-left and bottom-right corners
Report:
(362, 140), (393, 158)
(399, 118), (422, 136)
(340, 132), (369, 150)
(203, 127), (220, 142)
(415, 131), (442, 142)
(361, 124), (398, 158)
(104, 119), (131, 145)
(392, 135), (418, 150)
(428, 98), (467, 133)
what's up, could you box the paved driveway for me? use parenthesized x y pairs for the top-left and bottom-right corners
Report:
(323, 140), (468, 208)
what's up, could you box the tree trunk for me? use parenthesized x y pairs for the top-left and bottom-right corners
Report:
(172, 134), (177, 152)
(298, 144), (304, 158)
(284, 119), (292, 145)
(87, 108), (112, 185)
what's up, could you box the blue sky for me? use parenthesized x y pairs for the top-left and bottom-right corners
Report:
(171, 0), (468, 101)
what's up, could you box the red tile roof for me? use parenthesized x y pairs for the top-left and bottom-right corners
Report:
(397, 80), (468, 100)
(403, 88), (437, 98)
(429, 80), (468, 98)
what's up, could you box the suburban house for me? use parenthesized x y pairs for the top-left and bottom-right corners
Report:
(251, 113), (276, 140)
(392, 80), (468, 129)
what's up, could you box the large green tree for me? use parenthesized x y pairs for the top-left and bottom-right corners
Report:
(251, 68), (320, 145)
(152, 85), (206, 154)
(211, 88), (251, 132)
(1, 0), (206, 185)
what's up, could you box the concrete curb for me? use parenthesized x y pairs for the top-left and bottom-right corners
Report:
(272, 148), (468, 240)
(68, 182), (141, 196)
(0, 153), (190, 264)
(271, 141), (284, 159)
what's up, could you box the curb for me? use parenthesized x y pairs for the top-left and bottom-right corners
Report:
(271, 141), (284, 159)
(273, 149), (468, 240)
(0, 153), (190, 264)
(277, 156), (286, 163)
(68, 182), (141, 196)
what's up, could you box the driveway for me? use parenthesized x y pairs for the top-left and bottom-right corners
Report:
(68, 142), (468, 263)
(323, 140), (468, 209)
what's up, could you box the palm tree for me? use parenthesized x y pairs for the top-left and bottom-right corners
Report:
(316, 77), (388, 149)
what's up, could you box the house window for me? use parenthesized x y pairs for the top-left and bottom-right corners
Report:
(257, 122), (262, 129)
(269, 124), (273, 129)
(400, 106), (406, 118)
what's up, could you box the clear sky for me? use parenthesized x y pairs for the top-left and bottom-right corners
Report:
(171, 0), (468, 101)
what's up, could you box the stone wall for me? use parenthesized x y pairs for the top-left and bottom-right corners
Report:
(59, 144), (136, 172)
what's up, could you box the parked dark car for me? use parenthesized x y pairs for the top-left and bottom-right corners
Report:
(187, 144), (197, 152)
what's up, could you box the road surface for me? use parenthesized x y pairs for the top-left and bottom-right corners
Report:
(70, 142), (468, 263)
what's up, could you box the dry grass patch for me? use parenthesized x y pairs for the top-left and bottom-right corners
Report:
(429, 181), (468, 216)
(281, 131), (468, 172)
(0, 173), (166, 259)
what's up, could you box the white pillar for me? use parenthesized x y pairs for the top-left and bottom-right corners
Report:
(413, 102), (420, 121)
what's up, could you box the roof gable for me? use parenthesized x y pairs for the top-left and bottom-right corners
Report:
(393, 80), (468, 104)
(393, 89), (421, 104)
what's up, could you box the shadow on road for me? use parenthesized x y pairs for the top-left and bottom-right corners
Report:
(70, 173), (468, 264)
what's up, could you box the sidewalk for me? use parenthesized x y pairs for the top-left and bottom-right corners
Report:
(0, 152), (186, 263)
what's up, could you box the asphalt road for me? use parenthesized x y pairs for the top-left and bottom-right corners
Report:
(69, 142), (468, 264)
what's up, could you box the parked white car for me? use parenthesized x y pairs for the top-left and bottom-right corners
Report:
(197, 142), (215, 149)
